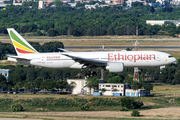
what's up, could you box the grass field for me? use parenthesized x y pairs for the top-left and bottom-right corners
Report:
(0, 85), (178, 99)
(0, 85), (179, 119)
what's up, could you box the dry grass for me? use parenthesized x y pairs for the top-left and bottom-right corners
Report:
(151, 85), (180, 96)
(1, 107), (180, 119)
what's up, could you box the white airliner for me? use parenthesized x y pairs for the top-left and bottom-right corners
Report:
(7, 28), (176, 76)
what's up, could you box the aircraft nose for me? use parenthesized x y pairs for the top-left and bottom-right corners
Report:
(173, 57), (176, 62)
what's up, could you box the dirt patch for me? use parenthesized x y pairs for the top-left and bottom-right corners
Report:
(143, 102), (156, 106)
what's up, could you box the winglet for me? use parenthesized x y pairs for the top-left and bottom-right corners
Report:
(7, 28), (38, 55)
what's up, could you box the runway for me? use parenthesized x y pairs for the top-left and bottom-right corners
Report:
(65, 46), (180, 49)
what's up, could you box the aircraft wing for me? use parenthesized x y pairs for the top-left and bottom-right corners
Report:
(63, 54), (107, 68)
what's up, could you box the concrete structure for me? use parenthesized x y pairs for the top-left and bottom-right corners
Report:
(146, 20), (180, 27)
(126, 89), (150, 97)
(38, 0), (45, 9)
(112, 0), (124, 4)
(0, 69), (11, 79)
(67, 79), (93, 95)
(85, 3), (108, 9)
(44, 1), (53, 7)
(99, 83), (125, 96)
(0, 3), (7, 8)
(126, 0), (143, 7)
(171, 0), (180, 5)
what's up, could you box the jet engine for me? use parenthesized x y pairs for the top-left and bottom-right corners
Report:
(106, 62), (124, 73)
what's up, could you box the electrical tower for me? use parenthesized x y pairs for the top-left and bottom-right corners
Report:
(133, 26), (139, 81)
(100, 45), (104, 83)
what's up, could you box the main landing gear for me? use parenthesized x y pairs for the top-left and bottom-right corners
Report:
(85, 71), (97, 78)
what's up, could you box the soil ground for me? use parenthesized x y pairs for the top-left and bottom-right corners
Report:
(1, 107), (180, 119)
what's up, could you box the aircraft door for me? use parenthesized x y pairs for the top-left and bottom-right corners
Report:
(42, 56), (46, 64)
(157, 54), (160, 61)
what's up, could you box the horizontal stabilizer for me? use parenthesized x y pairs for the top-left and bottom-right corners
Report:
(8, 55), (32, 61)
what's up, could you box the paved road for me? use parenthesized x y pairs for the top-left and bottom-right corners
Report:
(65, 46), (180, 49)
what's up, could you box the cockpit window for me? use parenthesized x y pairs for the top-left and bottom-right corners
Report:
(168, 55), (173, 58)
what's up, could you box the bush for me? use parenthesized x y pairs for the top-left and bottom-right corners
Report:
(120, 97), (143, 109)
(120, 107), (128, 111)
(131, 110), (140, 116)
(11, 103), (23, 112)
(78, 103), (90, 111)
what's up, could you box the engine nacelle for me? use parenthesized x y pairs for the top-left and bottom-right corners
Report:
(106, 62), (124, 73)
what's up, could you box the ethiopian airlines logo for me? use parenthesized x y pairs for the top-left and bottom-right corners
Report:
(10, 30), (37, 54)
(108, 53), (156, 62)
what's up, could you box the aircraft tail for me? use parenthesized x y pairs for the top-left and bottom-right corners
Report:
(7, 28), (38, 55)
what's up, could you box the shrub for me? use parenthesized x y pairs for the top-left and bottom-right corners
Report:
(78, 103), (90, 111)
(120, 97), (143, 109)
(11, 103), (23, 112)
(131, 110), (140, 116)
(120, 107), (128, 111)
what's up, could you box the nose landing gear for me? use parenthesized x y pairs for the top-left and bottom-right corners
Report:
(85, 71), (97, 78)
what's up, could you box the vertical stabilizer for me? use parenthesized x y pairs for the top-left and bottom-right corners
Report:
(7, 28), (38, 55)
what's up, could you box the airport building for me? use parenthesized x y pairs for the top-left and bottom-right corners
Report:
(99, 83), (126, 96)
(146, 20), (180, 27)
(0, 69), (11, 79)
(67, 79), (150, 97)
(67, 79), (94, 95)
(126, 89), (150, 97)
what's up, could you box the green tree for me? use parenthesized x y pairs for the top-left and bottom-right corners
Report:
(40, 41), (64, 52)
(120, 97), (143, 109)
(126, 47), (132, 51)
(107, 76), (123, 83)
(174, 70), (180, 84)
(26, 67), (36, 82)
(48, 28), (58, 37)
(85, 76), (100, 94)
(24, 82), (33, 91)
(56, 80), (68, 90)
(33, 77), (43, 88)
(40, 79), (56, 90)
(0, 74), (7, 89)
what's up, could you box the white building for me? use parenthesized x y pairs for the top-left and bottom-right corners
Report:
(0, 69), (11, 79)
(146, 20), (180, 27)
(67, 79), (94, 95)
(126, 0), (143, 7)
(99, 83), (125, 96)
(171, 0), (180, 5)
(126, 89), (150, 97)
(38, 0), (45, 9)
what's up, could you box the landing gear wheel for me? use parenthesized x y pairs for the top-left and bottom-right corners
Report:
(92, 72), (97, 76)
(85, 73), (90, 78)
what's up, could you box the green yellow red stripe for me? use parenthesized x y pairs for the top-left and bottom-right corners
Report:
(13, 41), (36, 53)
(10, 30), (36, 52)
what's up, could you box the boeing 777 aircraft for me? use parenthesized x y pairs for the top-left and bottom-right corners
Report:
(7, 28), (176, 77)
